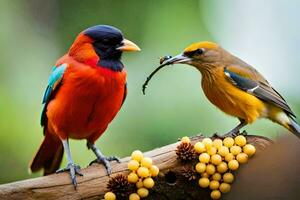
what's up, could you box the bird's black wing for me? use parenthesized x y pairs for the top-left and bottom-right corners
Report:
(121, 82), (127, 107)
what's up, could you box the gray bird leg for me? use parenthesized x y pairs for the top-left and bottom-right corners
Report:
(214, 119), (247, 138)
(87, 141), (120, 175)
(56, 139), (82, 188)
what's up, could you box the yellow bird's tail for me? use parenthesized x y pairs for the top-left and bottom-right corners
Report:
(268, 107), (300, 138)
(288, 119), (300, 138)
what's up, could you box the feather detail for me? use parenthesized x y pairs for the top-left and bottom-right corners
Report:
(41, 63), (67, 126)
(201, 67), (266, 123)
(46, 55), (127, 142)
(224, 66), (295, 117)
(268, 105), (300, 138)
(68, 34), (99, 66)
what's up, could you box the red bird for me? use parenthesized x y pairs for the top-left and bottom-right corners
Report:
(29, 25), (140, 187)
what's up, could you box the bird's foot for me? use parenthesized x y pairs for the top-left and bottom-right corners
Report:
(56, 162), (83, 188)
(220, 130), (248, 138)
(87, 142), (120, 175)
(240, 130), (248, 136)
(89, 156), (120, 175)
(212, 132), (225, 139)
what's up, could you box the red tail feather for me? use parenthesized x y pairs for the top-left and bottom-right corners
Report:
(29, 131), (63, 175)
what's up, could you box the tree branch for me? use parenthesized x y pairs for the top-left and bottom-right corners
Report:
(0, 135), (272, 200)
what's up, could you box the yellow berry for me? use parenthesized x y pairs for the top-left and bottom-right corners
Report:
(217, 162), (228, 174)
(194, 142), (206, 153)
(137, 167), (150, 178)
(128, 160), (140, 171)
(143, 177), (155, 188)
(228, 160), (239, 170)
(230, 145), (242, 156)
(136, 179), (144, 188)
(104, 192), (116, 200)
(218, 146), (229, 157)
(181, 136), (190, 143)
(212, 173), (222, 181)
(243, 144), (256, 156)
(131, 150), (143, 162)
(195, 162), (206, 173)
(201, 172), (210, 178)
(141, 157), (153, 168)
(211, 154), (222, 165)
(128, 172), (139, 183)
(211, 190), (221, 200)
(236, 153), (248, 164)
(219, 183), (231, 193)
(206, 164), (216, 175)
(225, 153), (235, 162)
(202, 138), (213, 148)
(198, 177), (210, 188)
(199, 153), (210, 163)
(137, 188), (149, 198)
(129, 193), (140, 200)
(207, 147), (217, 156)
(223, 172), (234, 183)
(209, 180), (220, 190)
(149, 165), (159, 177)
(213, 139), (223, 149)
(223, 137), (234, 148)
(235, 135), (247, 146)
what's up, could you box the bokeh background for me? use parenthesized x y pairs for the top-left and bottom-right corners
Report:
(0, 0), (299, 183)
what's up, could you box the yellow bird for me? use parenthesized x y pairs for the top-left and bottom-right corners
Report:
(143, 41), (300, 137)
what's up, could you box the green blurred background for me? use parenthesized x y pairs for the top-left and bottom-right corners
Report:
(0, 0), (299, 183)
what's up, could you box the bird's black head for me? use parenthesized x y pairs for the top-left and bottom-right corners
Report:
(84, 25), (124, 61)
(83, 25), (140, 71)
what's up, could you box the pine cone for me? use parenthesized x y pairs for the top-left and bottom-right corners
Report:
(181, 167), (197, 181)
(107, 174), (135, 199)
(176, 142), (197, 161)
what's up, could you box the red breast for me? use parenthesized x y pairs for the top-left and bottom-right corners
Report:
(47, 55), (126, 141)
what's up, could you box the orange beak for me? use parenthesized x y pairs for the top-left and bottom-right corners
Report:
(116, 39), (141, 52)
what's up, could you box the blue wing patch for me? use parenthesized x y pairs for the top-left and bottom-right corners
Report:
(224, 67), (258, 91)
(41, 63), (67, 126)
(42, 64), (67, 104)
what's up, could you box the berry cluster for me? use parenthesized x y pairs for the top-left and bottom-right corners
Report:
(104, 150), (159, 200)
(179, 135), (256, 200)
(127, 150), (159, 199)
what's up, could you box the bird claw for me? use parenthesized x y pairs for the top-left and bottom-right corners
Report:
(220, 130), (247, 138)
(212, 132), (225, 139)
(240, 130), (248, 136)
(89, 156), (120, 175)
(56, 163), (83, 188)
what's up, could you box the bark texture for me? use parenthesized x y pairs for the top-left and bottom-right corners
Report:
(0, 135), (273, 200)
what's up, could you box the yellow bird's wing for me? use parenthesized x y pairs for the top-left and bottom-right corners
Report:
(224, 65), (295, 117)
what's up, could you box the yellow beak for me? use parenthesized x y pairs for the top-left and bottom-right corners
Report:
(117, 39), (141, 52)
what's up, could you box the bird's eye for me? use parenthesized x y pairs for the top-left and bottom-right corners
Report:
(184, 48), (205, 57)
(195, 48), (204, 55)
